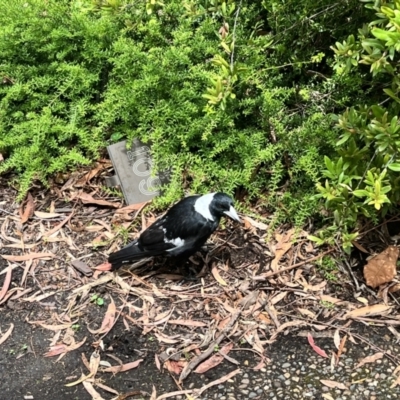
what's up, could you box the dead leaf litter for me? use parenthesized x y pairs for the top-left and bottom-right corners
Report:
(1, 165), (400, 398)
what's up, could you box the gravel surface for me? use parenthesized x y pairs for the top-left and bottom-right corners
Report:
(180, 326), (400, 400)
(1, 306), (400, 399)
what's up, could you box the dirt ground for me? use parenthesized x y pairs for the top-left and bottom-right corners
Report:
(1, 165), (400, 400)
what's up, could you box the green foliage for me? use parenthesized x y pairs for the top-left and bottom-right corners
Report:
(0, 0), (375, 230)
(90, 293), (104, 306)
(315, 0), (400, 251)
(316, 255), (338, 282)
(0, 0), (115, 196)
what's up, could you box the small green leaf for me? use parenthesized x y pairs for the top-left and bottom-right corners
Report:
(96, 298), (104, 306)
(388, 163), (400, 171)
(353, 189), (369, 197)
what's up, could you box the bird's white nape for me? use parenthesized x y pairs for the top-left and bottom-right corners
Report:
(194, 193), (216, 221)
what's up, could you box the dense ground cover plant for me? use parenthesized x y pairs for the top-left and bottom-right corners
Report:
(0, 0), (377, 235)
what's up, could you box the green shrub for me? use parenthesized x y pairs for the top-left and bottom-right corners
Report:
(0, 0), (117, 194)
(314, 0), (400, 252)
(0, 0), (370, 230)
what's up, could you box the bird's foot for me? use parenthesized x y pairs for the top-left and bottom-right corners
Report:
(176, 262), (199, 281)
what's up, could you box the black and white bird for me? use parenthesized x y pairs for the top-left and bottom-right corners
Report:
(108, 192), (240, 270)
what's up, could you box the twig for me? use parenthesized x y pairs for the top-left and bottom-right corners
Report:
(253, 249), (334, 280)
(71, 258), (151, 294)
(265, 304), (280, 328)
(155, 390), (193, 400)
(334, 240), (360, 292)
(358, 214), (400, 237)
(43, 210), (75, 237)
(195, 368), (241, 396)
(230, 1), (242, 70)
(0, 208), (14, 216)
(179, 310), (242, 382)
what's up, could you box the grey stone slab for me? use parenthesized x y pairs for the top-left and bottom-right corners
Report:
(106, 139), (169, 205)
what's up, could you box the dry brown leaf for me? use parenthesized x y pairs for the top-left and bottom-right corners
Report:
(19, 192), (35, 224)
(154, 310), (172, 322)
(164, 360), (187, 375)
(65, 372), (93, 387)
(195, 368), (241, 396)
(39, 323), (74, 331)
(77, 192), (119, 208)
(154, 333), (180, 344)
(43, 211), (74, 238)
(44, 337), (86, 357)
(89, 351), (100, 377)
(242, 216), (268, 230)
(34, 211), (62, 219)
(320, 380), (347, 390)
(355, 297), (369, 305)
(352, 240), (369, 254)
(344, 304), (392, 319)
(298, 308), (316, 319)
(354, 352), (383, 369)
(271, 229), (294, 272)
(143, 310), (173, 327)
(276, 320), (306, 334)
(82, 380), (104, 400)
(1, 252), (55, 262)
(301, 280), (327, 292)
(391, 374), (400, 389)
(333, 330), (341, 350)
(150, 386), (157, 400)
(88, 298), (116, 334)
(155, 354), (161, 371)
(364, 246), (399, 288)
(75, 163), (106, 187)
(85, 225), (104, 232)
(270, 291), (288, 305)
(0, 265), (12, 302)
(0, 323), (14, 345)
(308, 333), (328, 358)
(115, 202), (148, 214)
(256, 313), (272, 324)
(253, 357), (267, 371)
(168, 320), (207, 327)
(389, 283), (400, 293)
(211, 264), (227, 286)
(194, 343), (234, 374)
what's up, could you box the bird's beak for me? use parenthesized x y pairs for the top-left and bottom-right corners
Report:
(224, 206), (241, 222)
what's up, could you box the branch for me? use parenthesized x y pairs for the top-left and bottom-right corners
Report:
(230, 0), (242, 71)
(179, 310), (242, 382)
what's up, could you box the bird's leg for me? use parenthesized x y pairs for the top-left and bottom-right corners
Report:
(175, 256), (199, 281)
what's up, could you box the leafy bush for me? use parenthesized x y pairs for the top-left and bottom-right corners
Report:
(0, 0), (372, 230)
(0, 0), (117, 194)
(314, 0), (400, 251)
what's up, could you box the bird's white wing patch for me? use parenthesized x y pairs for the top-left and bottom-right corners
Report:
(194, 193), (216, 221)
(165, 237), (185, 251)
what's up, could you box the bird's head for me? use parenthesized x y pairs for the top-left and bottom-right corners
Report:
(208, 192), (241, 222)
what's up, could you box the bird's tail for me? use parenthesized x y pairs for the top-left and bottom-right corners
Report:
(108, 240), (147, 270)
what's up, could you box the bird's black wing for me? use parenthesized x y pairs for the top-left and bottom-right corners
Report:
(139, 195), (217, 257)
(138, 194), (221, 260)
(138, 217), (176, 253)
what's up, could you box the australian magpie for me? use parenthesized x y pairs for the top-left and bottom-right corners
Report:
(108, 192), (240, 270)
